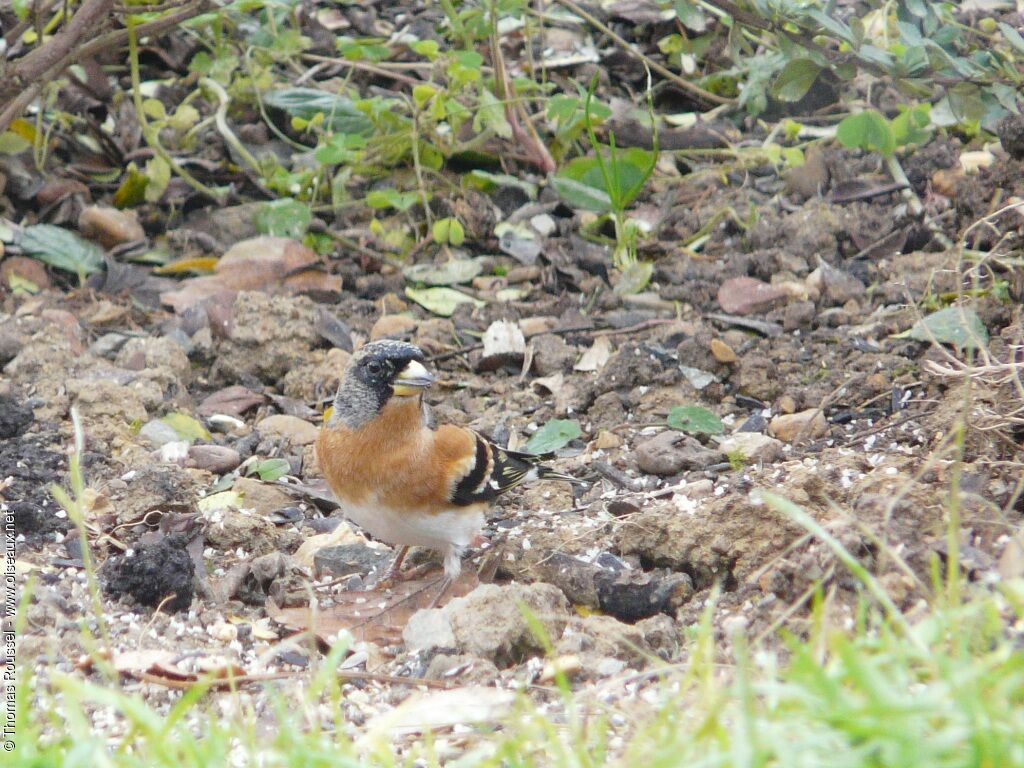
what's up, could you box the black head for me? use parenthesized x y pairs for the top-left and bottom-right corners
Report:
(331, 340), (434, 428)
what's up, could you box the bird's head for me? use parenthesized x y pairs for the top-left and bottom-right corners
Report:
(329, 340), (434, 429)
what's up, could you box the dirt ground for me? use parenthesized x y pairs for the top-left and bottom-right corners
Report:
(3, 129), (1024, 748)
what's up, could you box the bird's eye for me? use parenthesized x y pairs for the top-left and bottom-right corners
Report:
(366, 361), (383, 376)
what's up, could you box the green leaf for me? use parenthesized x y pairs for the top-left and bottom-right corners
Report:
(314, 133), (367, 165)
(771, 58), (822, 102)
(465, 170), (538, 199)
(897, 306), (989, 351)
(667, 406), (724, 436)
(0, 131), (31, 155)
(254, 198), (312, 239)
(999, 22), (1024, 54)
(836, 110), (895, 156)
(19, 225), (105, 285)
(673, 0), (707, 32)
(805, 9), (854, 42)
(144, 155), (171, 203)
(160, 412), (212, 443)
(366, 189), (421, 212)
(526, 420), (582, 454)
(405, 286), (484, 316)
(473, 89), (512, 139)
(432, 217), (465, 246)
(264, 88), (373, 135)
(403, 258), (483, 286)
(549, 176), (613, 212)
(890, 104), (932, 147)
(556, 147), (656, 211)
(247, 458), (292, 482)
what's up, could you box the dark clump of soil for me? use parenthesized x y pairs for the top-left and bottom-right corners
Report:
(0, 395), (33, 438)
(102, 533), (195, 613)
(1, 431), (68, 538)
(998, 114), (1024, 160)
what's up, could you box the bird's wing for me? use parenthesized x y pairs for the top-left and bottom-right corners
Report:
(435, 426), (574, 507)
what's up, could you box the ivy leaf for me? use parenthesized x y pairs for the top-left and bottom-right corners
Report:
(247, 458), (292, 482)
(667, 406), (724, 436)
(254, 198), (312, 239)
(771, 58), (822, 102)
(897, 306), (989, 351)
(19, 224), (105, 285)
(526, 420), (582, 454)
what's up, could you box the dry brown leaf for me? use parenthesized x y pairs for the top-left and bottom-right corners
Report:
(197, 385), (268, 417)
(267, 570), (481, 646)
(160, 237), (343, 313)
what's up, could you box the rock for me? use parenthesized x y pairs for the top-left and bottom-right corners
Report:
(717, 277), (788, 316)
(784, 145), (829, 198)
(530, 334), (576, 375)
(403, 582), (569, 666)
(212, 292), (321, 384)
(769, 408), (828, 442)
(67, 380), (148, 441)
(591, 429), (623, 450)
(249, 551), (288, 586)
(783, 300), (816, 331)
(709, 338), (737, 363)
(115, 337), (192, 384)
(282, 348), (350, 401)
(188, 445), (241, 473)
(808, 262), (865, 307)
(138, 419), (181, 447)
(777, 394), (798, 414)
(313, 544), (391, 577)
(79, 205), (145, 248)
(232, 476), (296, 516)
(735, 354), (782, 401)
(425, 654), (500, 685)
(257, 414), (319, 447)
(518, 316), (558, 336)
(110, 464), (199, 525)
(370, 314), (417, 341)
(102, 533), (194, 613)
(997, 114), (1024, 160)
(556, 615), (653, 667)
(635, 431), (725, 476)
(204, 507), (280, 556)
(182, 202), (265, 246)
(719, 432), (784, 464)
(1, 255), (52, 291)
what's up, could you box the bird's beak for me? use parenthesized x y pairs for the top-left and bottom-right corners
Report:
(392, 359), (435, 396)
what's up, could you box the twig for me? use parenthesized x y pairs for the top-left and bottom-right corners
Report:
(302, 53), (423, 87)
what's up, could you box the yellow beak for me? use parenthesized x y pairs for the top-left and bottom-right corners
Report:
(392, 359), (435, 397)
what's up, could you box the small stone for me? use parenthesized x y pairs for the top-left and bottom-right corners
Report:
(531, 334), (576, 375)
(719, 433), (784, 464)
(807, 262), (865, 307)
(784, 145), (830, 198)
(709, 338), (737, 363)
(635, 431), (725, 476)
(735, 355), (781, 401)
(138, 419), (181, 447)
(313, 544), (390, 578)
(866, 373), (888, 392)
(79, 205), (145, 248)
(404, 610), (458, 654)
(477, 319), (525, 372)
(204, 507), (280, 556)
(1, 256), (51, 291)
(768, 408), (828, 442)
(188, 445), (242, 473)
(231, 476), (296, 516)
(517, 316), (558, 336)
(370, 314), (417, 341)
(591, 429), (623, 450)
(777, 394), (798, 414)
(783, 300), (816, 331)
(680, 478), (714, 499)
(257, 414), (319, 446)
(717, 277), (788, 316)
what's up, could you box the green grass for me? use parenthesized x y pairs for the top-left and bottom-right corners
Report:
(9, 579), (1024, 767)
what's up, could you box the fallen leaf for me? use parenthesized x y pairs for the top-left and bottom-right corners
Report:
(897, 306), (989, 351)
(403, 258), (483, 286)
(667, 406), (724, 435)
(197, 386), (267, 417)
(292, 521), (364, 569)
(526, 419), (582, 454)
(405, 286), (485, 317)
(574, 336), (612, 372)
(161, 412), (212, 443)
(20, 224), (104, 284)
(360, 686), (515, 741)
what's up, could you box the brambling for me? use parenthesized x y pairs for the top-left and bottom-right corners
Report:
(316, 339), (577, 590)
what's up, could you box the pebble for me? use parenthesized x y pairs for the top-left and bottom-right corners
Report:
(188, 445), (242, 473)
(370, 314), (417, 341)
(768, 408), (828, 442)
(78, 205), (145, 248)
(717, 276), (789, 316)
(257, 414), (319, 446)
(709, 338), (737, 363)
(719, 432), (784, 464)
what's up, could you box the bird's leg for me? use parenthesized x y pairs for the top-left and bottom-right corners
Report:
(378, 545), (410, 584)
(427, 576), (453, 608)
(426, 545), (463, 607)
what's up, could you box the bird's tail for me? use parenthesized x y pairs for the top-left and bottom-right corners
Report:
(536, 465), (588, 485)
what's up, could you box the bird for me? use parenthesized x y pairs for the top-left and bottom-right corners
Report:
(316, 339), (579, 594)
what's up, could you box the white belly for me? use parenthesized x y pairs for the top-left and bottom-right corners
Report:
(341, 499), (484, 552)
